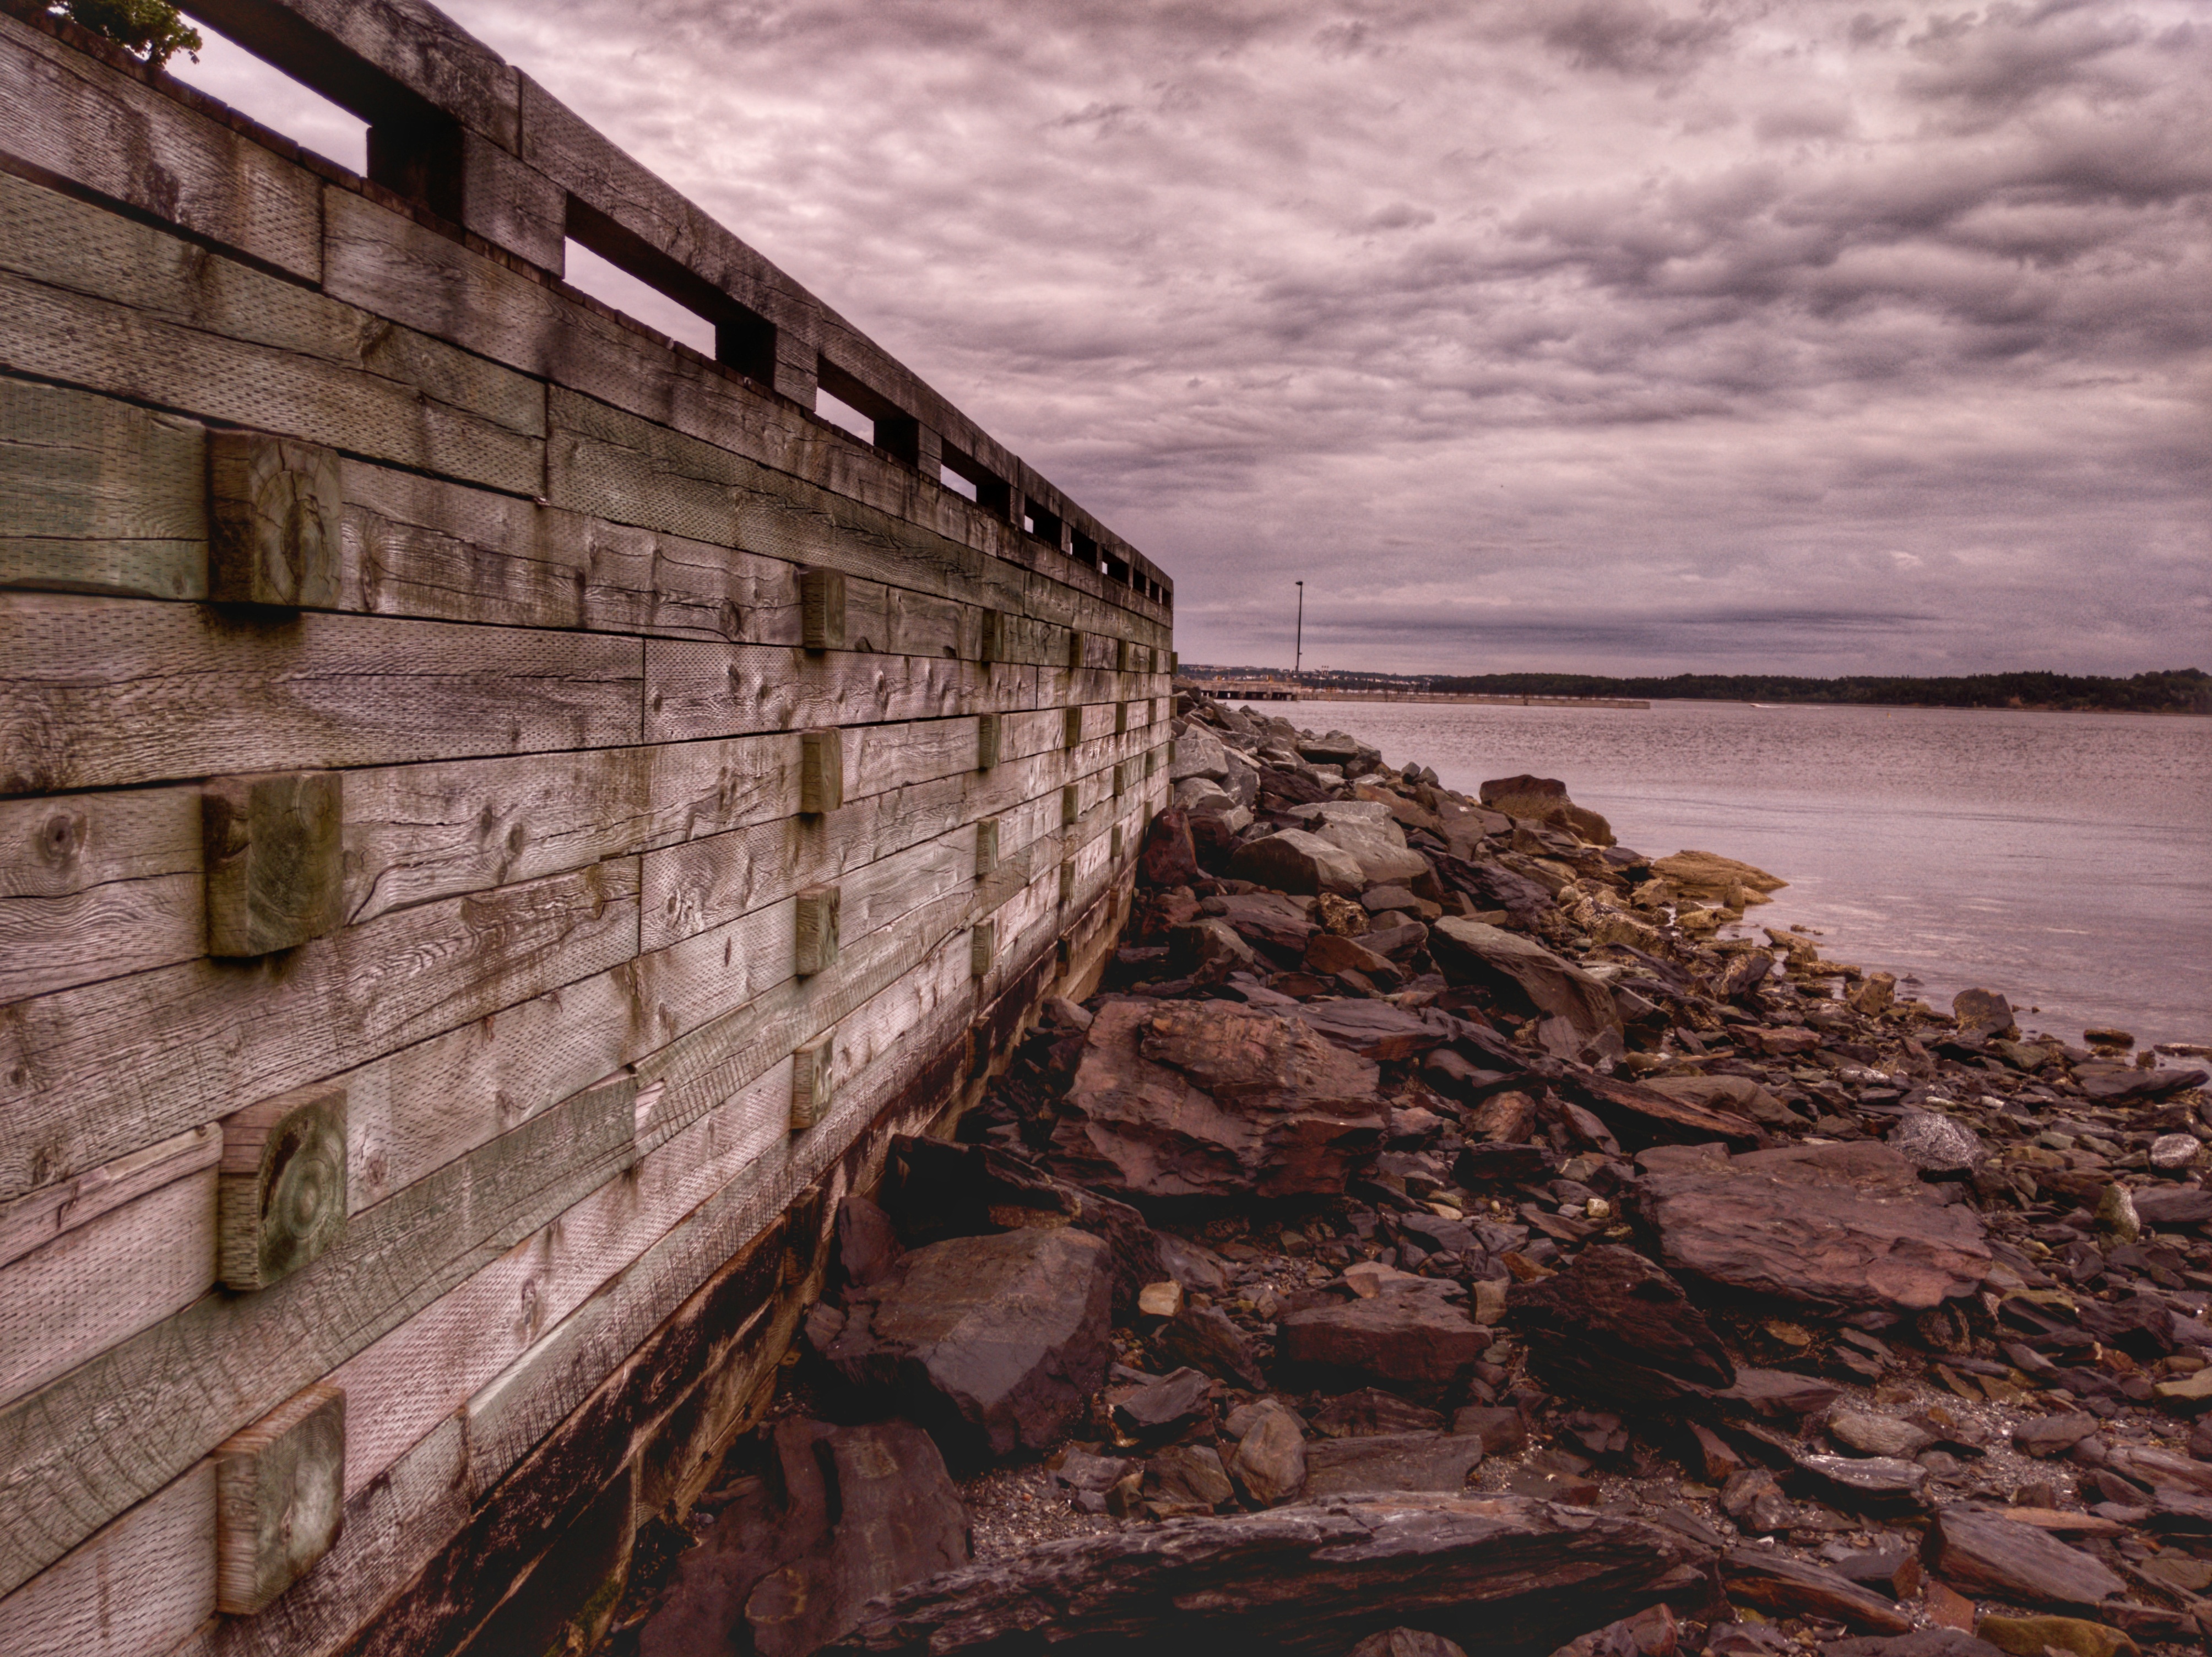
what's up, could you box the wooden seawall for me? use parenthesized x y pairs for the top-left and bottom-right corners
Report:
(0, 1), (1171, 1650)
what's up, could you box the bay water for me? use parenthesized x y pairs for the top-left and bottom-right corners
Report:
(1255, 698), (2212, 1053)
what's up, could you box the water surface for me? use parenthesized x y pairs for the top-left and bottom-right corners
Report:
(1255, 698), (2212, 1051)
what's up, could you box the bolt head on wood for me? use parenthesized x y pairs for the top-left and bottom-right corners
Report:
(1065, 629), (1086, 670)
(974, 817), (999, 879)
(970, 919), (996, 978)
(795, 883), (841, 976)
(208, 431), (343, 608)
(203, 771), (345, 957)
(1063, 705), (1084, 750)
(790, 1035), (833, 1131)
(1061, 784), (1079, 826)
(1058, 860), (1076, 905)
(977, 714), (1001, 771)
(799, 567), (847, 651)
(1112, 825), (1124, 862)
(1115, 702), (1130, 734)
(219, 1084), (348, 1291)
(799, 727), (844, 814)
(1113, 761), (1128, 797)
(979, 609), (1004, 663)
(215, 1383), (345, 1614)
(1115, 637), (1132, 673)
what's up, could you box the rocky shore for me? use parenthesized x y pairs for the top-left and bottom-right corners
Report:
(611, 687), (2212, 1657)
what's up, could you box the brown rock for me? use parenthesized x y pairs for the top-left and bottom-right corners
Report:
(826, 1495), (1700, 1657)
(1922, 1508), (2126, 1610)
(1140, 807), (1200, 887)
(1294, 998), (1462, 1062)
(1641, 1073), (1797, 1128)
(1348, 1633), (1468, 1657)
(1311, 1388), (1447, 1439)
(1557, 1070), (1761, 1149)
(1650, 851), (1787, 904)
(1514, 1245), (1737, 1408)
(1429, 918), (1624, 1063)
(1306, 930), (1401, 982)
(1638, 1141), (1992, 1314)
(1720, 1548), (1915, 1634)
(1049, 1000), (1384, 1201)
(1277, 1284), (1490, 1401)
(1229, 829), (1365, 896)
(1975, 1616), (2138, 1657)
(1303, 1432), (1484, 1498)
(1229, 1400), (1308, 1507)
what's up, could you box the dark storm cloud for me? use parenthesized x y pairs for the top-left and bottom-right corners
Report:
(177, 0), (2211, 674)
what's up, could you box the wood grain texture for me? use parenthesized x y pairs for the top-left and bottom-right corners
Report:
(0, 1164), (214, 1409)
(0, 12), (321, 280)
(0, 170), (544, 496)
(0, 1460), (216, 1657)
(202, 770), (345, 957)
(0, 593), (643, 794)
(215, 1384), (345, 1615)
(218, 1086), (348, 1291)
(793, 883), (840, 977)
(799, 726), (843, 814)
(208, 432), (344, 609)
(644, 641), (1036, 743)
(0, 1073), (635, 1598)
(0, 857), (640, 1203)
(0, 1123), (219, 1271)
(0, 374), (206, 601)
(0, 784), (202, 1001)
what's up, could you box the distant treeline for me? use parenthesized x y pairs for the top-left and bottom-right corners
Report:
(1422, 668), (2212, 713)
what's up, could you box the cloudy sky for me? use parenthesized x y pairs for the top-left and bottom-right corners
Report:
(177, 1), (2209, 677)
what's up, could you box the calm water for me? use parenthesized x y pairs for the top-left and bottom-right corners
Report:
(1257, 698), (2212, 1052)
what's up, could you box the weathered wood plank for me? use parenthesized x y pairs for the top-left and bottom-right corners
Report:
(0, 1461), (215, 1657)
(0, 170), (544, 496)
(0, 375), (205, 601)
(0, 1165), (214, 1409)
(0, 1073), (635, 1598)
(644, 642), (1037, 741)
(0, 594), (643, 794)
(0, 1123), (218, 1271)
(0, 857), (641, 1204)
(166, 1417), (467, 1657)
(214, 1384), (346, 1614)
(0, 12), (321, 280)
(0, 784), (201, 1001)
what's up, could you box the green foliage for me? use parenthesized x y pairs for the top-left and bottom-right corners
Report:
(1422, 667), (2212, 714)
(50, 0), (202, 69)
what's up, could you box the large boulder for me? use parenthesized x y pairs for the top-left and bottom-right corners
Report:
(1637, 1141), (1992, 1315)
(1049, 1000), (1384, 1201)
(1514, 1244), (1737, 1409)
(1228, 829), (1364, 896)
(1139, 806), (1200, 887)
(1302, 1432), (1484, 1498)
(826, 1495), (1701, 1657)
(1477, 775), (1615, 846)
(1287, 802), (1433, 886)
(1429, 918), (1624, 1063)
(1650, 850), (1786, 905)
(636, 1419), (968, 1657)
(1171, 725), (1233, 782)
(823, 1228), (1113, 1461)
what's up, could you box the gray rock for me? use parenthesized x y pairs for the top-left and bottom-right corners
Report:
(1888, 1111), (1985, 1174)
(1922, 1507), (2126, 1610)
(1229, 1400), (1308, 1507)
(1172, 726), (1232, 782)
(1429, 918), (1624, 1064)
(2150, 1133), (2203, 1169)
(1143, 1443), (1234, 1512)
(1829, 1406), (1934, 1459)
(1228, 829), (1365, 896)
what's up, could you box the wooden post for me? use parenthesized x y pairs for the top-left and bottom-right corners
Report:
(1060, 784), (1078, 826)
(799, 567), (846, 651)
(215, 1383), (346, 1615)
(978, 610), (1004, 664)
(1113, 761), (1128, 797)
(969, 919), (995, 979)
(976, 714), (1000, 771)
(207, 432), (341, 609)
(218, 1084), (348, 1291)
(789, 1034), (833, 1131)
(974, 817), (998, 879)
(1115, 701), (1129, 735)
(799, 728), (844, 814)
(794, 884), (841, 976)
(1062, 705), (1083, 750)
(202, 771), (345, 956)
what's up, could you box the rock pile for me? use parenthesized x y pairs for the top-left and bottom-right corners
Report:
(616, 687), (2212, 1657)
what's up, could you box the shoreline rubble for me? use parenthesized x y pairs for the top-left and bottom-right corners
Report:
(612, 685), (2212, 1657)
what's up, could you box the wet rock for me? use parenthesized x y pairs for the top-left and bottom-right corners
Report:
(1721, 1549), (1916, 1634)
(824, 1228), (1113, 1462)
(1974, 1617), (2138, 1657)
(1649, 851), (1787, 905)
(1478, 775), (1615, 846)
(637, 1419), (968, 1657)
(1276, 1283), (1491, 1402)
(1230, 829), (1365, 896)
(2077, 1063), (2209, 1102)
(1922, 1508), (2126, 1610)
(1303, 1432), (1484, 1497)
(1430, 918), (1624, 1062)
(1889, 1112), (1986, 1175)
(1230, 1400), (1309, 1506)
(834, 1193), (904, 1291)
(1953, 988), (2019, 1042)
(1514, 1246), (1736, 1409)
(1638, 1141), (1992, 1315)
(1049, 1000), (1384, 1201)
(826, 1496), (1701, 1657)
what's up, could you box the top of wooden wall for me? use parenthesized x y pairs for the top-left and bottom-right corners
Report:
(14, 0), (1170, 616)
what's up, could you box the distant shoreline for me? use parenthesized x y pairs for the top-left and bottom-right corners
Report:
(1208, 691), (2211, 717)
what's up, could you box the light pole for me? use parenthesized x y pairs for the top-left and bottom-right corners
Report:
(1294, 581), (1304, 685)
